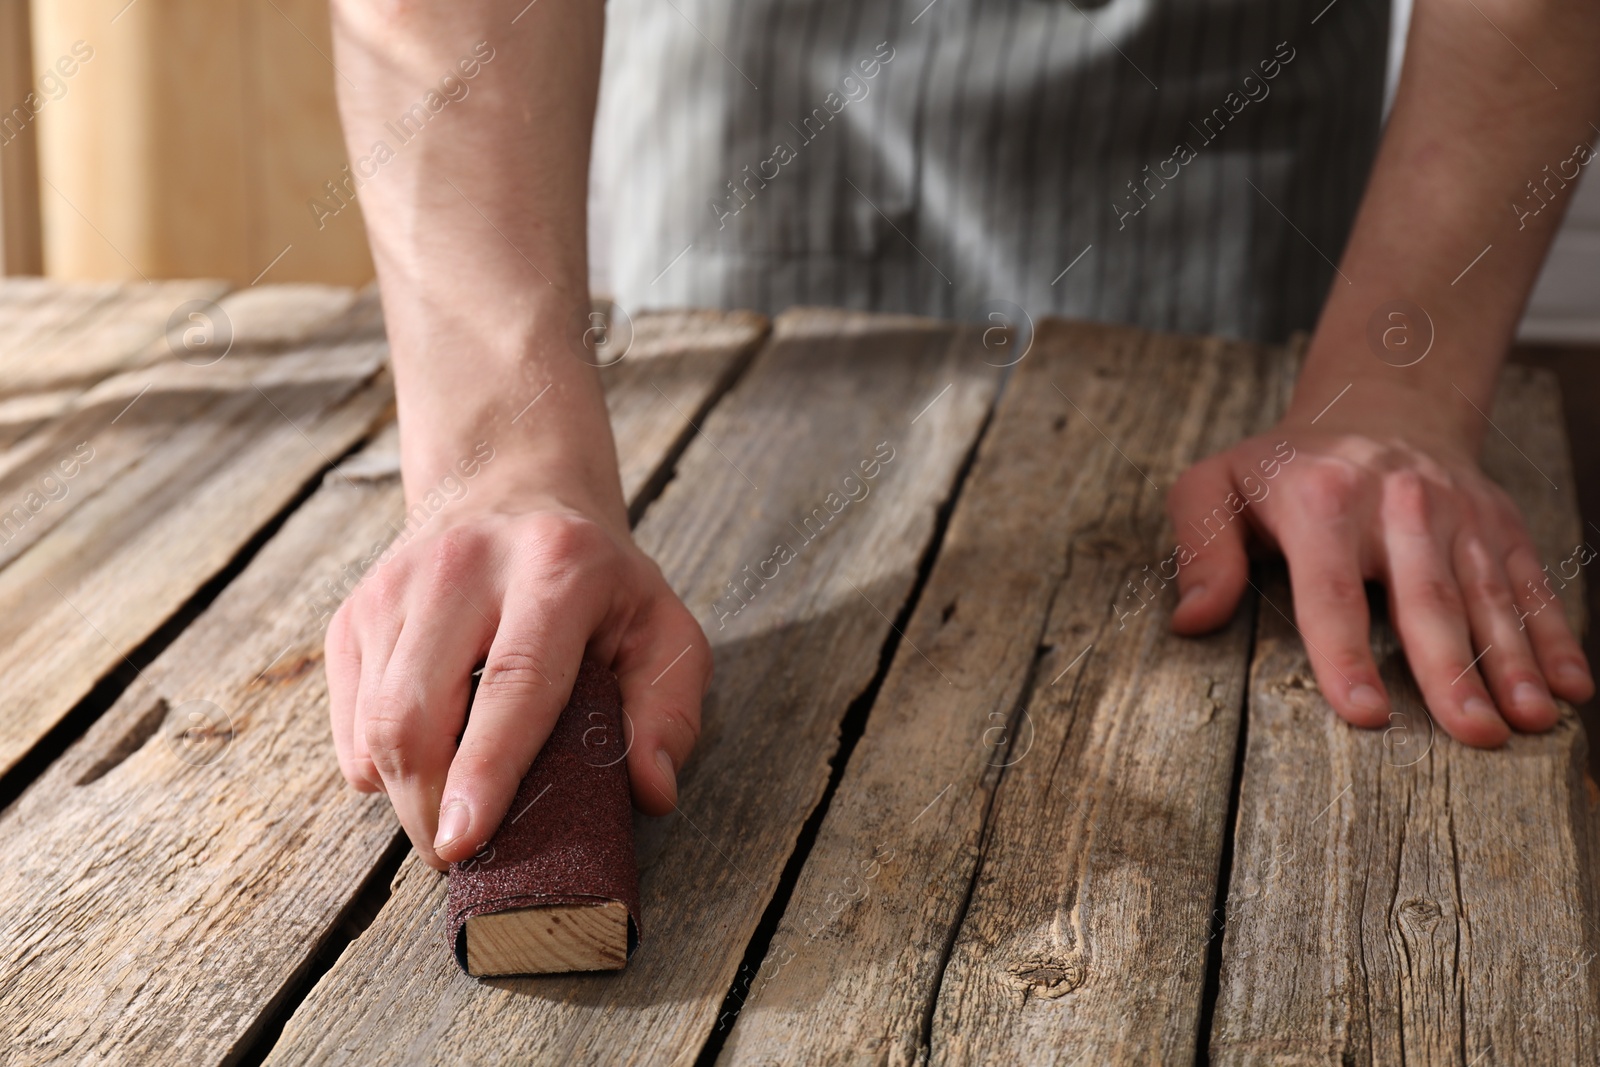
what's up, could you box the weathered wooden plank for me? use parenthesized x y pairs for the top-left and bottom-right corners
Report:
(889, 326), (1290, 1065)
(0, 309), (765, 1065)
(710, 322), (1284, 1064)
(264, 310), (1004, 1066)
(0, 282), (363, 452)
(601, 308), (766, 503)
(0, 292), (389, 778)
(0, 284), (368, 561)
(1211, 365), (1600, 1065)
(0, 282), (131, 377)
(0, 280), (235, 396)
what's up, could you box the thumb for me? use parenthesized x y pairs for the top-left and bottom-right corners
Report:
(1165, 454), (1250, 634)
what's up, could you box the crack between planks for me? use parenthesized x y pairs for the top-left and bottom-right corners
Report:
(1193, 580), (1260, 1066)
(625, 327), (770, 528)
(694, 396), (999, 1067)
(916, 621), (1059, 1061)
(0, 409), (386, 818)
(229, 832), (411, 1067)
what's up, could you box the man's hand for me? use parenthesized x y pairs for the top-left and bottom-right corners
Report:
(1168, 394), (1593, 746)
(322, 0), (691, 867)
(326, 496), (709, 869)
(1164, 0), (1599, 743)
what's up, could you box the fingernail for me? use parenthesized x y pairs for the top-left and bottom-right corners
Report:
(1462, 696), (1498, 722)
(1556, 661), (1590, 687)
(1348, 684), (1387, 712)
(434, 800), (470, 851)
(1179, 584), (1206, 608)
(1512, 681), (1550, 710)
(654, 748), (678, 803)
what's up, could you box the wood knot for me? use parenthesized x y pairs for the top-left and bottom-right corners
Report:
(1008, 956), (1085, 1000)
(1397, 898), (1444, 930)
(251, 651), (322, 688)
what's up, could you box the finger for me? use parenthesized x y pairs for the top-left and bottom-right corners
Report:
(1382, 475), (1508, 747)
(325, 604), (375, 792)
(1504, 539), (1595, 704)
(349, 573), (407, 791)
(367, 573), (499, 870)
(1454, 531), (1558, 732)
(1166, 454), (1250, 634)
(614, 597), (711, 817)
(432, 568), (610, 864)
(1278, 513), (1391, 728)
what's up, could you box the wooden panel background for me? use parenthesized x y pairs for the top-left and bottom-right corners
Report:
(30, 0), (371, 284)
(0, 0), (42, 274)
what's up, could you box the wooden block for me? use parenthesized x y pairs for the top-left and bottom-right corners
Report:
(447, 660), (641, 978)
(465, 902), (630, 977)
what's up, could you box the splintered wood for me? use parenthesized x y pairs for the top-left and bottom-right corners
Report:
(465, 902), (631, 977)
(0, 284), (1594, 1065)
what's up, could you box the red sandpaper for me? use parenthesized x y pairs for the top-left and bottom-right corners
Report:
(446, 659), (640, 974)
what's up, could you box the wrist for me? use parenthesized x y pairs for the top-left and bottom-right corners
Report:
(1284, 367), (1486, 460)
(392, 365), (629, 540)
(397, 431), (631, 541)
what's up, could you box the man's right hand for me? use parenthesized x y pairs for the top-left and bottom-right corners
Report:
(325, 493), (710, 870)
(323, 0), (684, 868)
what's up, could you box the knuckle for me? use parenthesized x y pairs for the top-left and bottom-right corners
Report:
(325, 604), (354, 653)
(363, 693), (419, 772)
(1460, 571), (1511, 610)
(342, 760), (382, 792)
(1328, 655), (1376, 685)
(480, 647), (552, 695)
(357, 565), (408, 620)
(424, 526), (484, 589)
(1309, 570), (1366, 609)
(656, 703), (702, 749)
(1290, 462), (1361, 518)
(522, 514), (612, 576)
(1409, 575), (1466, 615)
(1382, 470), (1433, 527)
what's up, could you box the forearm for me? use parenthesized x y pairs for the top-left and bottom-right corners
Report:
(1291, 0), (1600, 446)
(329, 0), (621, 528)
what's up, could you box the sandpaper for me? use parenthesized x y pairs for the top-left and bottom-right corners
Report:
(446, 659), (640, 974)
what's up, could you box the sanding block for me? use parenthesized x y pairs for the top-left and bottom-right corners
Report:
(446, 659), (641, 976)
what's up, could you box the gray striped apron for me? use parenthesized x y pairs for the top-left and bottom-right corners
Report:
(588, 0), (1389, 342)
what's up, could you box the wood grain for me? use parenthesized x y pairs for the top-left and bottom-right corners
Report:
(466, 902), (631, 977)
(1210, 364), (1600, 1065)
(762, 323), (1285, 1067)
(0, 289), (388, 777)
(902, 326), (1286, 1067)
(0, 306), (764, 1065)
(0, 279), (231, 397)
(264, 309), (1004, 1066)
(599, 308), (767, 504)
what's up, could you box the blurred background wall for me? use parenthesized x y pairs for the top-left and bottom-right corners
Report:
(4, 0), (372, 285)
(0, 0), (1593, 338)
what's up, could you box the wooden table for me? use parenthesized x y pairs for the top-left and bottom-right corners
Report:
(1, 281), (1596, 1065)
